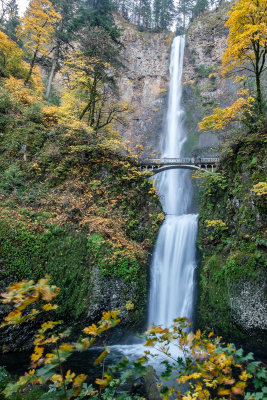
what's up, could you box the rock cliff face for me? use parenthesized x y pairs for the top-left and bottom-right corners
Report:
(182, 1), (236, 156)
(116, 3), (236, 158)
(115, 17), (172, 154)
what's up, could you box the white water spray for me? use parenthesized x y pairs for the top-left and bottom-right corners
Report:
(148, 36), (198, 328)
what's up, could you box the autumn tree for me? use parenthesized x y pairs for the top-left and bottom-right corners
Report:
(0, 30), (27, 78)
(222, 0), (267, 115)
(199, 0), (267, 132)
(62, 35), (128, 134)
(16, 0), (61, 85)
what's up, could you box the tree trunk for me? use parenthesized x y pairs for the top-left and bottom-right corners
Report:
(254, 40), (263, 116)
(45, 46), (59, 100)
(255, 72), (262, 116)
(79, 101), (92, 121)
(89, 77), (97, 127)
(24, 48), (38, 86)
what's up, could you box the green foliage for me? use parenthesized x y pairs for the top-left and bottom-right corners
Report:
(0, 220), (91, 320)
(87, 233), (140, 283)
(153, 0), (175, 31)
(0, 164), (24, 193)
(0, 367), (11, 400)
(196, 63), (213, 78)
(197, 124), (267, 346)
(0, 89), (13, 132)
(224, 250), (258, 280)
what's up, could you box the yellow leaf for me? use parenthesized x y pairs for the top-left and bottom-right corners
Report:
(42, 303), (58, 311)
(94, 348), (110, 366)
(31, 346), (44, 362)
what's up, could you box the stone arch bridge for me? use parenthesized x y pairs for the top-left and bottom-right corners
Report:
(139, 157), (219, 174)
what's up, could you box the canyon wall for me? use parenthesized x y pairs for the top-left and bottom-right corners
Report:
(116, 17), (172, 154)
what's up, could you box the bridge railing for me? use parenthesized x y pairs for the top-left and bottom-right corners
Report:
(140, 157), (219, 165)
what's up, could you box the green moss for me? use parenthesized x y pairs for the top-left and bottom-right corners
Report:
(197, 125), (267, 346)
(87, 233), (141, 283)
(0, 220), (91, 320)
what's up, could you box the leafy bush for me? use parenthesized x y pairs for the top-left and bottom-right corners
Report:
(196, 64), (213, 78)
(1, 278), (266, 400)
(0, 164), (25, 193)
(87, 233), (141, 283)
(0, 278), (145, 400)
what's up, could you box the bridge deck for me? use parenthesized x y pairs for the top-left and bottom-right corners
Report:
(139, 157), (219, 173)
(140, 157), (219, 166)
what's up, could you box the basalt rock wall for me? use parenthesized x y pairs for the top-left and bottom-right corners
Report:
(115, 16), (172, 155)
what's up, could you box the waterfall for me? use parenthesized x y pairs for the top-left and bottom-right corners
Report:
(148, 36), (198, 328)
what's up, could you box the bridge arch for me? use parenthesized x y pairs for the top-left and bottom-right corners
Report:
(141, 165), (206, 174)
(139, 157), (219, 174)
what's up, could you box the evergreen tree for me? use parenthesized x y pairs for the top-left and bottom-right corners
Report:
(153, 0), (175, 31)
(134, 0), (152, 28)
(0, 0), (19, 41)
(45, 0), (121, 100)
(45, 0), (78, 99)
(72, 0), (120, 43)
(113, 0), (132, 20)
(176, 0), (195, 30)
(192, 0), (208, 18)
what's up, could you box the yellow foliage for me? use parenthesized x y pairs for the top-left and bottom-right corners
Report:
(73, 373), (87, 387)
(17, 0), (61, 59)
(222, 0), (267, 79)
(93, 348), (110, 366)
(251, 182), (267, 196)
(42, 303), (58, 311)
(95, 373), (113, 389)
(31, 346), (44, 362)
(0, 30), (27, 79)
(3, 64), (43, 104)
(125, 300), (134, 311)
(42, 105), (59, 126)
(40, 320), (61, 332)
(83, 323), (99, 337)
(144, 317), (261, 400)
(199, 89), (255, 131)
(59, 343), (73, 352)
(4, 76), (41, 105)
(30, 64), (44, 94)
(1, 277), (59, 327)
(50, 373), (63, 386)
(239, 370), (252, 381)
(199, 0), (267, 130)
(205, 219), (226, 228)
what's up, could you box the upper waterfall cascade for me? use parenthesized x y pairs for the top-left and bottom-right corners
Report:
(148, 36), (198, 328)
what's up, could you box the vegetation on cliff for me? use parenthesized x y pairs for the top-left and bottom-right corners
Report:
(0, 0), (163, 349)
(197, 124), (267, 347)
(197, 0), (267, 349)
